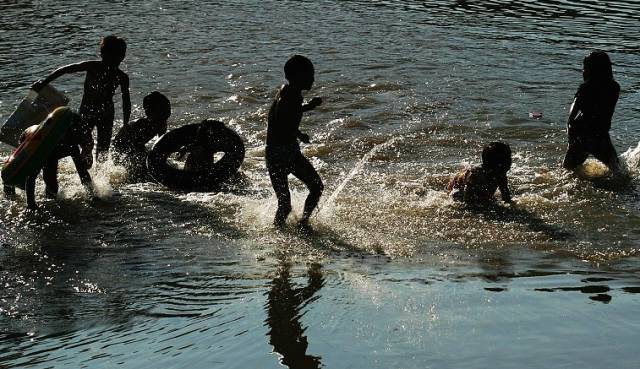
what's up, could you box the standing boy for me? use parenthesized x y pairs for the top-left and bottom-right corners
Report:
(32, 35), (131, 166)
(266, 55), (324, 228)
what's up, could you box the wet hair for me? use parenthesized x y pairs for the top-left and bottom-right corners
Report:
(143, 91), (170, 115)
(284, 55), (314, 81)
(482, 142), (512, 172)
(100, 35), (127, 64)
(583, 51), (613, 81)
(196, 119), (224, 142)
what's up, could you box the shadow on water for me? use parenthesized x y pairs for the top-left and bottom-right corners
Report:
(276, 222), (394, 261)
(477, 252), (514, 290)
(264, 259), (324, 369)
(467, 202), (573, 242)
(572, 167), (637, 194)
(535, 284), (613, 304)
(473, 251), (620, 304)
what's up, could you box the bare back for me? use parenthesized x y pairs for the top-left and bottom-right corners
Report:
(79, 60), (125, 114)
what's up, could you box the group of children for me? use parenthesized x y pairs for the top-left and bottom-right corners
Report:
(2, 35), (624, 227)
(5, 36), (176, 209)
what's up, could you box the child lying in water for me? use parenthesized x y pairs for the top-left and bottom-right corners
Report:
(447, 141), (512, 204)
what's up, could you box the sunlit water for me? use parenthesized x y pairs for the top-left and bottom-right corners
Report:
(1, 1), (640, 368)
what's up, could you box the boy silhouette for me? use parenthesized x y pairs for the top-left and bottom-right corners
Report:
(33, 35), (131, 166)
(266, 55), (323, 228)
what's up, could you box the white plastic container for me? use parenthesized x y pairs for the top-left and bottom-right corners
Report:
(0, 85), (69, 147)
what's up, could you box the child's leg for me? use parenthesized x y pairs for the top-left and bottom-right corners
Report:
(562, 137), (589, 170)
(592, 135), (620, 172)
(71, 152), (93, 188)
(95, 116), (114, 163)
(78, 113), (97, 167)
(268, 165), (292, 227)
(3, 185), (16, 200)
(42, 157), (59, 199)
(291, 153), (323, 223)
(25, 175), (37, 210)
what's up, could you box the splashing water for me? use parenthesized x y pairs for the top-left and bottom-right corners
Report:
(622, 141), (640, 175)
(318, 136), (402, 216)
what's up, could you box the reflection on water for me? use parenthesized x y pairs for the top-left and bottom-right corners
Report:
(265, 260), (324, 369)
(535, 284), (612, 303)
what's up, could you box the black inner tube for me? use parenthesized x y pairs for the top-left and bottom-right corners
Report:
(147, 120), (245, 191)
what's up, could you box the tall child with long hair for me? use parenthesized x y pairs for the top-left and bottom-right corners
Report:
(563, 51), (621, 172)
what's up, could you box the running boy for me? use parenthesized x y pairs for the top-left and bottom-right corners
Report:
(113, 91), (170, 180)
(266, 55), (324, 227)
(32, 35), (131, 166)
(562, 51), (621, 172)
(4, 113), (93, 210)
(447, 142), (512, 204)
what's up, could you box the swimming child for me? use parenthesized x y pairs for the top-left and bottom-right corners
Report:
(266, 55), (324, 228)
(32, 35), (131, 166)
(113, 91), (170, 180)
(3, 113), (93, 210)
(562, 51), (621, 173)
(447, 142), (512, 204)
(153, 119), (244, 190)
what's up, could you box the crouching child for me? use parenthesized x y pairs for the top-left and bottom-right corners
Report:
(447, 142), (512, 204)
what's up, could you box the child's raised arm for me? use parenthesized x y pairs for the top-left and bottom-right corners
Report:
(302, 97), (322, 112)
(32, 61), (96, 91)
(298, 97), (321, 143)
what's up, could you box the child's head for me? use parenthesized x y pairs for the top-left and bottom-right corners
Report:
(482, 142), (512, 173)
(196, 119), (224, 143)
(143, 91), (171, 122)
(284, 55), (315, 90)
(100, 35), (127, 67)
(583, 51), (613, 82)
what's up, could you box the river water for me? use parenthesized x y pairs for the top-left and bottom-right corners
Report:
(1, 1), (640, 368)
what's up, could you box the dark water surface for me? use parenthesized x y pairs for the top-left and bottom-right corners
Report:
(1, 1), (640, 368)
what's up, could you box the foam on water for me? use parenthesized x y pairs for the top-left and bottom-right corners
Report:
(621, 141), (640, 174)
(3, 133), (640, 262)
